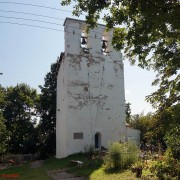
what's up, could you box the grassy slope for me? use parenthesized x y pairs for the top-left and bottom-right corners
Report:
(0, 154), (138, 180)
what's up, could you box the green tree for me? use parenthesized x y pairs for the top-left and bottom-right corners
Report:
(165, 125), (180, 160)
(2, 84), (39, 154)
(0, 111), (8, 155)
(125, 102), (131, 123)
(130, 104), (180, 145)
(0, 85), (6, 108)
(130, 112), (156, 142)
(61, 0), (180, 110)
(152, 103), (180, 144)
(0, 85), (8, 155)
(38, 58), (59, 157)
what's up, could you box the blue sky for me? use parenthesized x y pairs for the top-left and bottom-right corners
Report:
(0, 0), (157, 114)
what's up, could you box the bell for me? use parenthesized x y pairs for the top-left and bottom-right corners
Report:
(102, 40), (107, 50)
(81, 37), (87, 45)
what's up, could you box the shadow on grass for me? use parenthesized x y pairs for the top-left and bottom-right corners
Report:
(39, 153), (104, 177)
(44, 154), (132, 178)
(66, 154), (104, 177)
(104, 167), (128, 174)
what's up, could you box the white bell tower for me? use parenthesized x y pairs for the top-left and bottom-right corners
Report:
(56, 18), (126, 158)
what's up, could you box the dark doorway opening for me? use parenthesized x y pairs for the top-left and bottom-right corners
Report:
(95, 132), (101, 149)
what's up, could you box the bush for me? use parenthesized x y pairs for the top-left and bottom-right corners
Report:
(150, 149), (180, 179)
(165, 125), (180, 160)
(84, 144), (95, 158)
(103, 142), (139, 170)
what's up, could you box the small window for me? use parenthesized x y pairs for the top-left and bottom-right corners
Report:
(74, 132), (83, 139)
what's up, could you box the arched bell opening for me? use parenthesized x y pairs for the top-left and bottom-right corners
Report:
(101, 32), (110, 55)
(102, 37), (107, 53)
(81, 31), (88, 52)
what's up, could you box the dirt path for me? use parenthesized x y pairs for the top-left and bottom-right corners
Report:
(30, 161), (87, 179)
(47, 169), (88, 180)
(30, 160), (44, 168)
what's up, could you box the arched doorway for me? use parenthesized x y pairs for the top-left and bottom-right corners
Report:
(95, 132), (101, 149)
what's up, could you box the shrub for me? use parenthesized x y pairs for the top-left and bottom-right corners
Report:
(165, 125), (180, 160)
(150, 160), (168, 179)
(84, 144), (95, 158)
(150, 149), (180, 179)
(103, 142), (139, 170)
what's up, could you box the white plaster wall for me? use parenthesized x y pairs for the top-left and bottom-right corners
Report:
(56, 55), (68, 158)
(126, 127), (140, 145)
(56, 18), (126, 158)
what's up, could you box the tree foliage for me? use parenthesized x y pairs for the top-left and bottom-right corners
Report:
(153, 103), (180, 144)
(0, 58), (59, 156)
(61, 0), (180, 109)
(165, 125), (180, 160)
(0, 111), (8, 155)
(0, 85), (6, 108)
(2, 84), (39, 154)
(130, 103), (180, 146)
(38, 58), (59, 157)
(130, 112), (156, 142)
(125, 102), (131, 123)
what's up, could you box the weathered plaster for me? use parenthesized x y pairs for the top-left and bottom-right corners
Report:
(56, 18), (134, 158)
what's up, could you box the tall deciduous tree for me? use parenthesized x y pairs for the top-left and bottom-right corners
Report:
(2, 84), (39, 154)
(38, 58), (59, 157)
(61, 0), (180, 109)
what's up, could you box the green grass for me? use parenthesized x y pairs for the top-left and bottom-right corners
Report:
(90, 168), (137, 180)
(0, 162), (50, 180)
(0, 154), (140, 180)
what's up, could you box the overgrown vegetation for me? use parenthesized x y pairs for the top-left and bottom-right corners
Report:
(150, 149), (180, 179)
(103, 142), (139, 170)
(84, 144), (96, 159)
(165, 125), (180, 160)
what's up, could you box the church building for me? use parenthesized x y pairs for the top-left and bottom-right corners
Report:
(56, 18), (139, 158)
